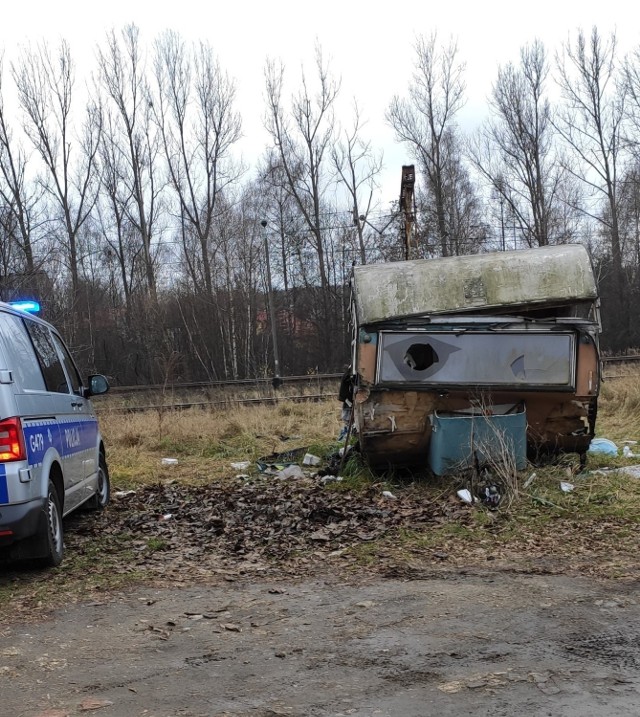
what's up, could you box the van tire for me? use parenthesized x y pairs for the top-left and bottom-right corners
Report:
(87, 454), (110, 511)
(35, 481), (64, 567)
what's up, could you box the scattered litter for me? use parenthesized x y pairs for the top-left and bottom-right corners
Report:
(302, 453), (321, 466)
(161, 458), (179, 465)
(276, 465), (306, 480)
(622, 440), (638, 445)
(160, 513), (173, 521)
(235, 474), (250, 480)
(560, 481), (575, 492)
(230, 461), (251, 470)
(589, 464), (640, 479)
(257, 447), (309, 473)
(588, 438), (618, 456)
(457, 489), (473, 504)
(523, 472), (537, 489)
(623, 446), (637, 458)
(382, 490), (397, 499)
(320, 475), (344, 484)
(388, 415), (397, 432)
(114, 490), (136, 498)
(479, 484), (501, 508)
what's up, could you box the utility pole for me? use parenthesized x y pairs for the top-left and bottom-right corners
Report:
(261, 220), (282, 389)
(400, 165), (416, 260)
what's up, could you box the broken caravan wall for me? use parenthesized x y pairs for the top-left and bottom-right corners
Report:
(349, 244), (601, 471)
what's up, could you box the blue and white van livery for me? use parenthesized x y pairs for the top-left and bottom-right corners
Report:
(0, 302), (110, 567)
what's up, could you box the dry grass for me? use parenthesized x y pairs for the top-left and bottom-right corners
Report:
(96, 371), (640, 490)
(598, 372), (640, 441)
(98, 397), (343, 487)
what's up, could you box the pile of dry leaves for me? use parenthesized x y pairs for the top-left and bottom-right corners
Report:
(67, 477), (471, 569)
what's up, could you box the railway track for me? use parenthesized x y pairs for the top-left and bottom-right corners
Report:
(98, 357), (640, 413)
(108, 373), (341, 395)
(99, 393), (333, 414)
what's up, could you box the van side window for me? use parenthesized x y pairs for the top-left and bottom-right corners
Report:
(51, 333), (82, 395)
(0, 313), (47, 391)
(25, 320), (70, 394)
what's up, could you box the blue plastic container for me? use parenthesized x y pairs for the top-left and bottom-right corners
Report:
(429, 409), (527, 476)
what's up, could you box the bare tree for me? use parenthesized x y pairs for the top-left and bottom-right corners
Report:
(331, 102), (383, 264)
(97, 24), (162, 303)
(0, 53), (43, 277)
(12, 40), (102, 310)
(387, 33), (472, 257)
(263, 46), (339, 330)
(95, 117), (147, 315)
(470, 40), (579, 247)
(152, 31), (241, 301)
(555, 28), (626, 332)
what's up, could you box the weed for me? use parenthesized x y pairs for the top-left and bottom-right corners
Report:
(146, 537), (168, 551)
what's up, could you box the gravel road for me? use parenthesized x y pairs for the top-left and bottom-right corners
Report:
(2, 567), (640, 716)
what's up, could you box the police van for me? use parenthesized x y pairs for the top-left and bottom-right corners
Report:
(0, 301), (110, 567)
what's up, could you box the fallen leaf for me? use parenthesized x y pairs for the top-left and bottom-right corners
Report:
(438, 680), (464, 693)
(79, 697), (114, 711)
(220, 623), (241, 632)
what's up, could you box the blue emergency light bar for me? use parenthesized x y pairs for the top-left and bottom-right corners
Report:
(9, 300), (41, 313)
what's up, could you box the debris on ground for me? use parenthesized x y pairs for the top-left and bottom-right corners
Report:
(302, 453), (321, 466)
(457, 489), (473, 504)
(275, 465), (305, 480)
(588, 438), (618, 455)
(478, 484), (502, 508)
(70, 478), (469, 569)
(589, 465), (640, 479)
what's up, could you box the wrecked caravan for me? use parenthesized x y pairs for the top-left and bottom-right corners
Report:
(349, 245), (601, 473)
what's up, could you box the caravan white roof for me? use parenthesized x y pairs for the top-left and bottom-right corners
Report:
(351, 244), (598, 325)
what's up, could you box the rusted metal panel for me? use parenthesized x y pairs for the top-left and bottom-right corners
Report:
(576, 338), (600, 396)
(356, 340), (377, 383)
(356, 387), (596, 469)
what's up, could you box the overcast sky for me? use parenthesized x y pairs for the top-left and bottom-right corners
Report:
(1, 0), (639, 207)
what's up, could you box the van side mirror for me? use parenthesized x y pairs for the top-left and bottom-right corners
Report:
(87, 374), (109, 397)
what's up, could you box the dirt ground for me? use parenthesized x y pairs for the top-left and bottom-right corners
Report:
(2, 564), (640, 717)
